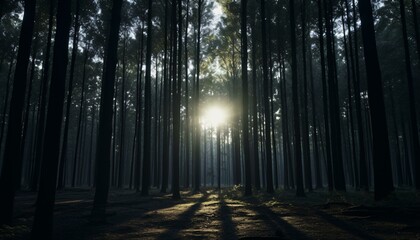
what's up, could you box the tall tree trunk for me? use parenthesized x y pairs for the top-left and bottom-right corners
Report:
(260, 0), (274, 194)
(30, 0), (54, 192)
(0, 52), (15, 155)
(358, 0), (394, 200)
(341, 8), (357, 188)
(31, 0), (71, 236)
(58, 0), (81, 190)
(410, 0), (420, 64)
(280, 56), (292, 189)
(389, 86), (403, 186)
(250, 15), (260, 191)
(193, 0), (202, 193)
(91, 0), (123, 216)
(71, 48), (88, 188)
(351, 0), (369, 191)
(118, 37), (127, 189)
(301, 0), (313, 192)
(18, 39), (38, 190)
(241, 0), (252, 196)
(88, 106), (96, 187)
(289, 0), (305, 197)
(141, 0), (153, 196)
(399, 0), (420, 190)
(317, 0), (334, 191)
(171, 0), (182, 199)
(325, 0), (346, 191)
(134, 23), (145, 192)
(344, 0), (361, 189)
(161, 0), (170, 193)
(309, 45), (322, 189)
(0, 0), (37, 225)
(183, 0), (190, 189)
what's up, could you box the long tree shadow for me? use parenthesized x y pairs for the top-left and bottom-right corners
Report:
(55, 191), (205, 240)
(156, 192), (209, 239)
(315, 210), (381, 240)
(219, 196), (238, 239)
(245, 198), (310, 240)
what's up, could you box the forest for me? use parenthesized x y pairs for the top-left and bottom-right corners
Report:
(0, 0), (420, 239)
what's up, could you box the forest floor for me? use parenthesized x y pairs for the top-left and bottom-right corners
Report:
(1, 187), (420, 239)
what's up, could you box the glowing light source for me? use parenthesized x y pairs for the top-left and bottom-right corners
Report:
(201, 105), (229, 128)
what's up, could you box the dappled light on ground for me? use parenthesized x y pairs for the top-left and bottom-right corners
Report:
(1, 189), (420, 239)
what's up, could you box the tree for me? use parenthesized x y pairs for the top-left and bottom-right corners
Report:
(141, 0), (153, 196)
(358, 0), (394, 200)
(193, 0), (203, 193)
(0, 0), (37, 225)
(58, 0), (81, 190)
(289, 0), (305, 197)
(241, 0), (252, 196)
(91, 0), (124, 217)
(31, 0), (72, 236)
(399, 0), (420, 191)
(260, 0), (274, 194)
(171, 0), (182, 200)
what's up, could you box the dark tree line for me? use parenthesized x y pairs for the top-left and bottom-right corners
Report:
(0, 0), (419, 237)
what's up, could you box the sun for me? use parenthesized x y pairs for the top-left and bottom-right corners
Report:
(201, 105), (229, 128)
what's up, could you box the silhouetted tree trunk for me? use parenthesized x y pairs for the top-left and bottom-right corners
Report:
(341, 8), (357, 188)
(184, 0), (190, 188)
(289, 0), (305, 197)
(0, 0), (37, 225)
(161, 0), (169, 193)
(308, 40), (323, 189)
(301, 0), (312, 192)
(118, 37), (127, 189)
(71, 48), (88, 188)
(389, 86), (403, 186)
(241, 0), (252, 196)
(410, 0), (420, 65)
(215, 128), (220, 190)
(30, 0), (54, 192)
(317, 0), (334, 191)
(18, 39), (38, 190)
(142, 0), (153, 196)
(351, 0), (369, 191)
(260, 0), (274, 194)
(399, 0), (420, 190)
(134, 23), (145, 192)
(58, 0), (80, 190)
(193, 0), (202, 192)
(171, 0), (181, 200)
(358, 0), (394, 200)
(324, 0), (346, 191)
(31, 0), (71, 237)
(250, 14), (260, 191)
(280, 56), (292, 189)
(91, 0), (123, 217)
(344, 0), (361, 189)
(0, 51), (14, 153)
(88, 106), (96, 187)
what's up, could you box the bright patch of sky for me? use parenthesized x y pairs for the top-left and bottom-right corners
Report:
(211, 2), (224, 30)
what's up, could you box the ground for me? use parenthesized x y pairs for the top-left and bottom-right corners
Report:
(1, 187), (420, 239)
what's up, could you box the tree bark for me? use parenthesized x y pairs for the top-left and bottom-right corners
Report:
(91, 0), (123, 216)
(31, 0), (71, 236)
(260, 0), (274, 194)
(399, 0), (420, 190)
(0, 0), (37, 225)
(141, 0), (153, 196)
(241, 0), (252, 196)
(358, 0), (394, 200)
(289, 0), (305, 197)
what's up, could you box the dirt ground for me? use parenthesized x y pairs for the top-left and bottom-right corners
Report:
(1, 188), (420, 239)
